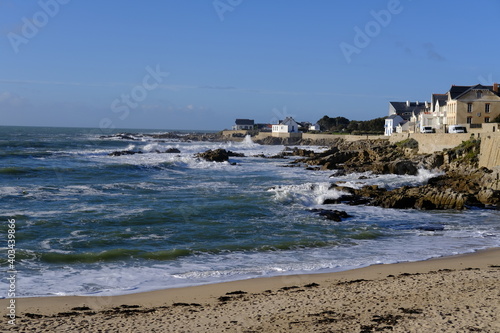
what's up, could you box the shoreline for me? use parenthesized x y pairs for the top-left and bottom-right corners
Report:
(3, 247), (499, 332)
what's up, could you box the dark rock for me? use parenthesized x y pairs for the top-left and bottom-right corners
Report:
(196, 149), (230, 162)
(227, 151), (245, 157)
(416, 225), (445, 232)
(387, 160), (418, 175)
(164, 148), (181, 153)
(310, 209), (352, 222)
(195, 149), (242, 162)
(108, 150), (142, 156)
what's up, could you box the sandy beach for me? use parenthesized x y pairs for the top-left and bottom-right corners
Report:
(1, 248), (498, 332)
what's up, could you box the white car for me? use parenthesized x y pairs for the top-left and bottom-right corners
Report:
(421, 126), (434, 133)
(448, 125), (467, 133)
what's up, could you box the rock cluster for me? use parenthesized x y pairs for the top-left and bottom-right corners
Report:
(108, 148), (181, 156)
(195, 149), (244, 163)
(295, 138), (499, 210)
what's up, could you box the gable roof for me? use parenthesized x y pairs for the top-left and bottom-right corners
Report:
(386, 114), (402, 120)
(235, 119), (254, 125)
(432, 93), (448, 106)
(279, 117), (298, 125)
(389, 101), (426, 120)
(448, 84), (500, 99)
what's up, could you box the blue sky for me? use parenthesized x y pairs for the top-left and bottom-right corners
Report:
(1, 0), (499, 130)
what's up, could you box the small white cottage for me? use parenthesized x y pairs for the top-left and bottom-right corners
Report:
(272, 117), (300, 133)
(384, 115), (404, 136)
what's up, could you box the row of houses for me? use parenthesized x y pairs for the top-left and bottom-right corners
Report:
(232, 118), (321, 134)
(385, 83), (500, 135)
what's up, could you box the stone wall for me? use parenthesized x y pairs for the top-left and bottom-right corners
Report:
(389, 133), (471, 154)
(302, 133), (387, 142)
(222, 130), (249, 137)
(389, 131), (500, 170)
(479, 132), (500, 169)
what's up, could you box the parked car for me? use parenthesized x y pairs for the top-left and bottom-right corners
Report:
(421, 126), (434, 133)
(448, 125), (467, 133)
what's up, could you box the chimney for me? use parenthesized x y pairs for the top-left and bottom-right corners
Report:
(406, 100), (410, 107)
(494, 83), (499, 93)
(416, 101), (419, 105)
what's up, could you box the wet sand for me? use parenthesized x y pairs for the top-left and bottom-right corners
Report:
(2, 248), (499, 332)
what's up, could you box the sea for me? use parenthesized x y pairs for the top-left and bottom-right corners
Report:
(1, 126), (499, 298)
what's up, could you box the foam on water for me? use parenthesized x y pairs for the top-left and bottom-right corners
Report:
(1, 127), (499, 298)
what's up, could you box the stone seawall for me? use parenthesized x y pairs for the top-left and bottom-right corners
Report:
(388, 133), (471, 154)
(302, 133), (387, 142)
(479, 132), (500, 170)
(389, 132), (499, 169)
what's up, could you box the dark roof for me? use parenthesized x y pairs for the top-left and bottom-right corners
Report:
(389, 101), (426, 120)
(386, 114), (401, 120)
(432, 94), (448, 106)
(448, 84), (500, 99)
(234, 119), (254, 125)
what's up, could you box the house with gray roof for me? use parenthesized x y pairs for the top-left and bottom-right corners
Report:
(232, 119), (255, 131)
(388, 101), (427, 120)
(384, 114), (405, 136)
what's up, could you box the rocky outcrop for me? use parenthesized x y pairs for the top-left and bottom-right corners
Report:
(309, 209), (353, 222)
(373, 186), (468, 210)
(307, 138), (499, 210)
(102, 132), (225, 142)
(293, 140), (420, 176)
(108, 148), (181, 156)
(325, 167), (500, 210)
(195, 149), (244, 162)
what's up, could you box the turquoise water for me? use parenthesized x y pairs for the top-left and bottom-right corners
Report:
(1, 126), (499, 297)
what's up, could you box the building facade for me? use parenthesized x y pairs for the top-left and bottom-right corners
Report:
(445, 84), (500, 126)
(272, 117), (300, 133)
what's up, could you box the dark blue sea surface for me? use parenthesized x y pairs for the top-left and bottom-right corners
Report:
(1, 126), (499, 297)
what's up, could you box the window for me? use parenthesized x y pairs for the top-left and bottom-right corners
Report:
(485, 117), (490, 123)
(467, 116), (473, 124)
(485, 104), (490, 113)
(467, 103), (473, 113)
(476, 91), (482, 99)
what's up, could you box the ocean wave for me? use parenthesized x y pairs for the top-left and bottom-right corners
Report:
(269, 182), (348, 207)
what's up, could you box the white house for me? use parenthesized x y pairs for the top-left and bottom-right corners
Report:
(384, 114), (404, 136)
(396, 120), (410, 133)
(309, 123), (321, 131)
(272, 117), (300, 133)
